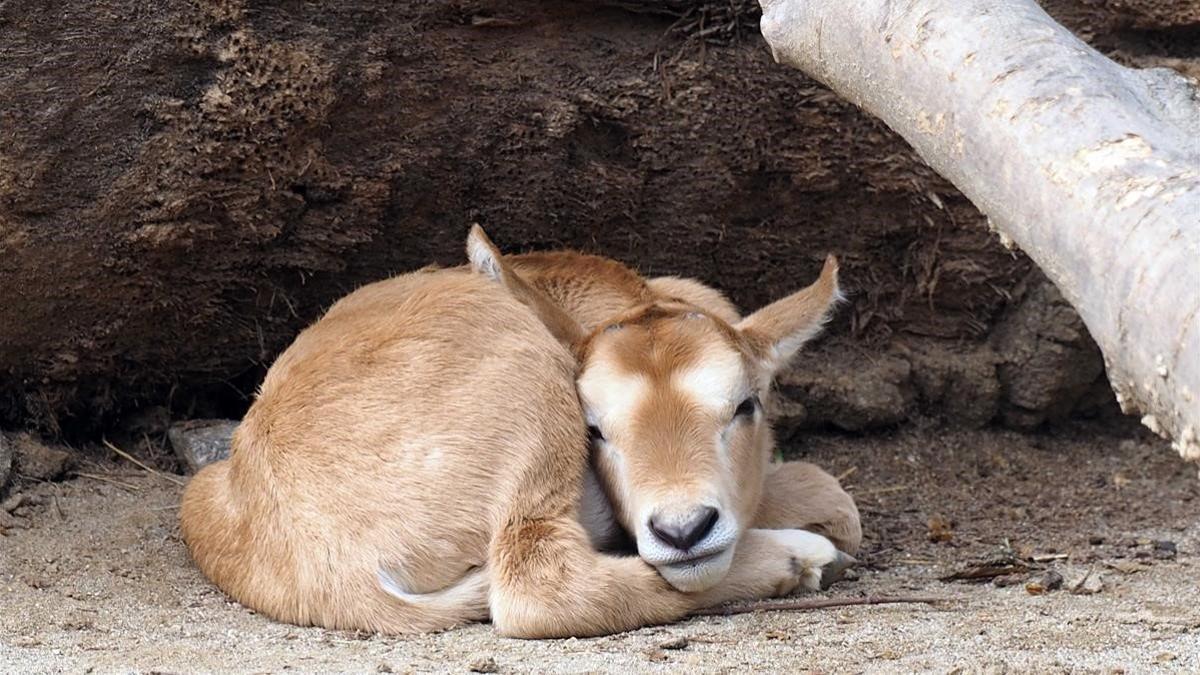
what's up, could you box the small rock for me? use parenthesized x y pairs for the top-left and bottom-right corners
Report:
(644, 650), (669, 663)
(468, 656), (499, 673)
(1044, 569), (1064, 589)
(9, 433), (74, 481)
(376, 663), (393, 673)
(1024, 570), (1063, 595)
(1152, 540), (1177, 559)
(1155, 652), (1176, 663)
(658, 637), (689, 650)
(992, 574), (1023, 588)
(168, 419), (239, 473)
(1088, 535), (1105, 546)
(1069, 571), (1105, 595)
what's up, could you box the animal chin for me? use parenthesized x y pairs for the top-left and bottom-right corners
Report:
(652, 547), (734, 593)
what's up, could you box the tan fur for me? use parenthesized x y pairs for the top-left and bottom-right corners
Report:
(756, 462), (863, 553)
(181, 229), (857, 638)
(473, 229), (860, 586)
(502, 245), (860, 556)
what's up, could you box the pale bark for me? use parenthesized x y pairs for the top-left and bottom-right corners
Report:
(759, 0), (1200, 460)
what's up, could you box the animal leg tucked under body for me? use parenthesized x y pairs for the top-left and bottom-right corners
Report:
(755, 461), (862, 554)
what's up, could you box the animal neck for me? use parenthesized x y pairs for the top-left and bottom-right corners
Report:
(509, 251), (654, 331)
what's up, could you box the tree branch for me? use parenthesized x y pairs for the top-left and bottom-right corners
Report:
(758, 0), (1200, 461)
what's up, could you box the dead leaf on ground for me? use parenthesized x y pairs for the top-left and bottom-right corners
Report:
(928, 514), (954, 543)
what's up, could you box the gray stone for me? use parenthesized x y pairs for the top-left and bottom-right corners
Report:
(168, 419), (239, 474)
(1068, 570), (1105, 595)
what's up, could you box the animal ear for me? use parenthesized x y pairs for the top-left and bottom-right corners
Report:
(466, 224), (506, 283)
(465, 225), (587, 352)
(736, 256), (842, 371)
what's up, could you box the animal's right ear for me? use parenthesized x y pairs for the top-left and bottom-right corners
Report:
(736, 255), (843, 373)
(466, 225), (586, 353)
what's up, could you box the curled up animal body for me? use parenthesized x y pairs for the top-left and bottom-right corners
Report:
(180, 227), (861, 637)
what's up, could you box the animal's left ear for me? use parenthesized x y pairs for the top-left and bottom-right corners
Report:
(736, 256), (842, 372)
(466, 224), (587, 352)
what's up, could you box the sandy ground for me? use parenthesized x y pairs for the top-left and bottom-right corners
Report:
(2, 423), (1198, 674)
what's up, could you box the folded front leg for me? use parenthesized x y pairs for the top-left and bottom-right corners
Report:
(688, 528), (847, 608)
(754, 461), (862, 554)
(487, 514), (692, 638)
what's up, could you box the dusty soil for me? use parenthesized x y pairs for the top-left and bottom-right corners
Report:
(2, 423), (1197, 674)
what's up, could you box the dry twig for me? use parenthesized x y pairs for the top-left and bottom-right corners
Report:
(51, 486), (66, 520)
(852, 485), (909, 497)
(692, 595), (954, 617)
(102, 439), (185, 486)
(74, 471), (143, 492)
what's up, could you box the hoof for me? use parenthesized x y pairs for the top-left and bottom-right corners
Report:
(820, 551), (857, 590)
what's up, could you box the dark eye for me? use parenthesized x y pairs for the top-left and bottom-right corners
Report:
(587, 425), (606, 444)
(734, 395), (759, 420)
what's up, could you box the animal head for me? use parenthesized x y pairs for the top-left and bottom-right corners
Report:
(466, 226), (842, 592)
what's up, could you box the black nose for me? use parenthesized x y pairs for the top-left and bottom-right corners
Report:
(648, 506), (720, 551)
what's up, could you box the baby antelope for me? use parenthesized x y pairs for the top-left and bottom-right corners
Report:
(468, 228), (858, 596)
(180, 229), (854, 637)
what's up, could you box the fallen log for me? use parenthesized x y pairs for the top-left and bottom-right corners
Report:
(758, 0), (1200, 461)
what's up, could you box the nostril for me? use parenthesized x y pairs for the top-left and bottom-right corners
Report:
(649, 506), (721, 552)
(691, 506), (719, 544)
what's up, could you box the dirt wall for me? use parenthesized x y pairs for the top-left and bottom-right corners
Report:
(0, 0), (1196, 438)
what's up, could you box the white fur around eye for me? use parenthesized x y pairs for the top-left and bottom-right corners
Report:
(673, 346), (744, 413)
(578, 365), (648, 435)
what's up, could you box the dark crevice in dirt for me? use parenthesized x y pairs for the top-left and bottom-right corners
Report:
(1110, 25), (1200, 58)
